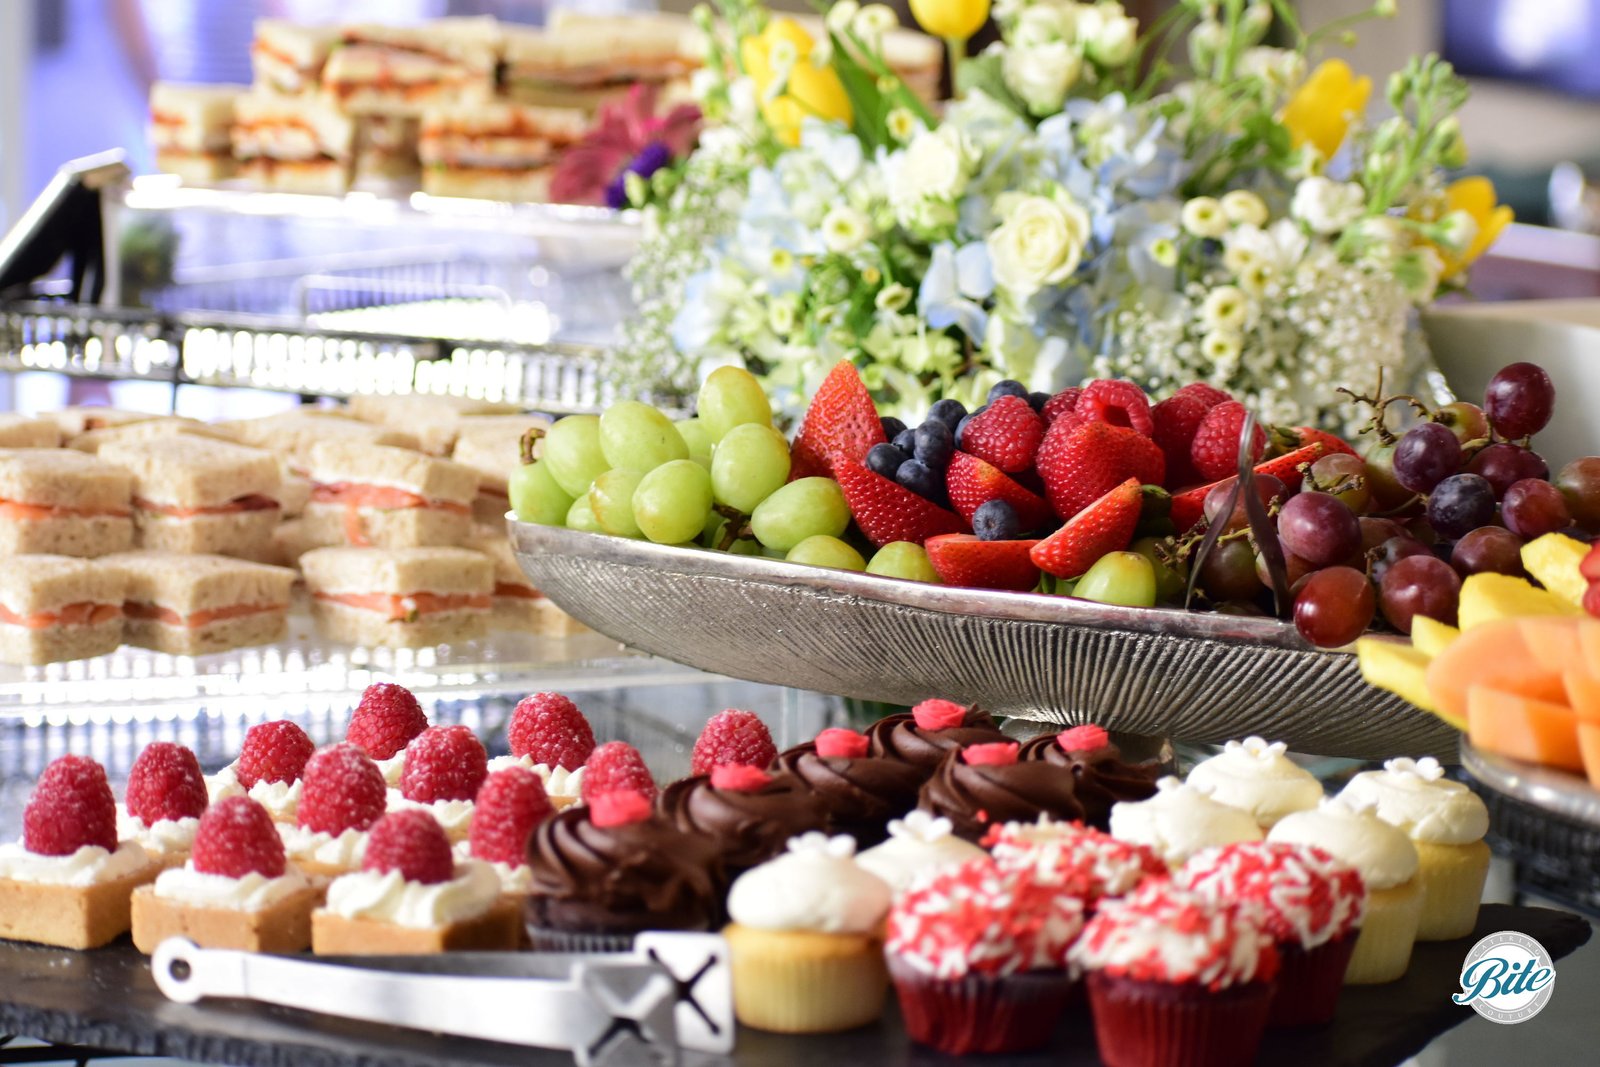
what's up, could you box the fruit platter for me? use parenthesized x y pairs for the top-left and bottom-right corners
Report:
(507, 358), (1596, 758)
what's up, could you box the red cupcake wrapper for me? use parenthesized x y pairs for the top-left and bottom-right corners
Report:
(887, 955), (1076, 1055)
(1271, 931), (1358, 1027)
(1087, 972), (1275, 1067)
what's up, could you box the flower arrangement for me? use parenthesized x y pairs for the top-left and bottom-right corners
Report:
(620, 0), (1511, 431)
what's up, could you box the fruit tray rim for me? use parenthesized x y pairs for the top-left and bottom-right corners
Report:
(1461, 737), (1600, 828)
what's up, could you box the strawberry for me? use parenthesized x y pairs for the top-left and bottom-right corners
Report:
(1275, 425), (1358, 459)
(507, 692), (595, 771)
(24, 754), (117, 856)
(789, 360), (887, 480)
(1254, 443), (1326, 489)
(834, 460), (965, 547)
(125, 742), (207, 826)
(1035, 420), (1165, 522)
(192, 796), (287, 879)
(690, 709), (777, 775)
(236, 720), (315, 789)
(1077, 380), (1155, 436)
(1169, 443), (1328, 532)
(400, 725), (488, 804)
(959, 396), (1044, 473)
(1152, 385), (1231, 489)
(1190, 401), (1267, 482)
(1030, 478), (1142, 579)
(469, 767), (553, 866)
(945, 451), (1053, 531)
(346, 683), (428, 761)
(363, 809), (454, 885)
(582, 741), (657, 803)
(297, 743), (387, 835)
(1041, 387), (1083, 427)
(925, 534), (1042, 591)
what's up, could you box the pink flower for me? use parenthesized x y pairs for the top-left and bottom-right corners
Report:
(550, 85), (702, 208)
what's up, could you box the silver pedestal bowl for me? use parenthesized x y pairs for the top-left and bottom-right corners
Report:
(509, 521), (1454, 760)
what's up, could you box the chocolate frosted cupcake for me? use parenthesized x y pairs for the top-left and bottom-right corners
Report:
(866, 699), (1007, 776)
(658, 765), (828, 882)
(1018, 724), (1162, 830)
(918, 742), (1086, 843)
(772, 728), (924, 848)
(525, 790), (723, 952)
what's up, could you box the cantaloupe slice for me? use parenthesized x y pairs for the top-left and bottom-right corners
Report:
(1467, 686), (1584, 772)
(1577, 720), (1600, 791)
(1579, 619), (1600, 676)
(1411, 616), (1459, 659)
(1457, 573), (1584, 631)
(1564, 670), (1600, 721)
(1520, 616), (1586, 675)
(1358, 637), (1455, 726)
(1426, 618), (1568, 723)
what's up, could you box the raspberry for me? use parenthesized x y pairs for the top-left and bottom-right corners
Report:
(690, 710), (777, 776)
(363, 810), (454, 885)
(400, 725), (488, 804)
(346, 683), (428, 761)
(125, 742), (207, 825)
(507, 692), (595, 771)
(911, 699), (969, 731)
(297, 743), (387, 836)
(1190, 401), (1267, 482)
(709, 764), (772, 791)
(23, 754), (116, 856)
(1041, 388), (1083, 427)
(963, 742), (1020, 766)
(236, 720), (316, 790)
(191, 796), (286, 879)
(589, 790), (653, 828)
(813, 728), (869, 760)
(581, 742), (657, 803)
(1078, 380), (1155, 436)
(469, 767), (553, 866)
(959, 396), (1045, 474)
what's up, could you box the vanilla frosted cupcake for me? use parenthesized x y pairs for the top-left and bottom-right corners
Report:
(1109, 777), (1263, 868)
(1339, 757), (1490, 941)
(1185, 737), (1324, 830)
(855, 810), (987, 894)
(1269, 797), (1421, 984)
(724, 833), (893, 1033)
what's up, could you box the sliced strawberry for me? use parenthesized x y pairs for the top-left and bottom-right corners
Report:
(945, 452), (1053, 531)
(925, 534), (1042, 591)
(1169, 443), (1327, 532)
(790, 361), (887, 480)
(1277, 426), (1358, 459)
(1254, 443), (1326, 488)
(835, 461), (966, 547)
(1030, 478), (1142, 579)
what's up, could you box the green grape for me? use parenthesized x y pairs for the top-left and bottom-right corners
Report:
(698, 365), (772, 442)
(728, 538), (765, 556)
(565, 493), (606, 534)
(599, 401), (688, 472)
(632, 459), (714, 544)
(588, 468), (645, 538)
(544, 415), (610, 498)
(786, 535), (866, 571)
(1130, 537), (1187, 603)
(866, 541), (941, 582)
(1074, 551), (1157, 607)
(711, 423), (791, 514)
(749, 477), (850, 551)
(508, 459), (573, 526)
(675, 418), (715, 463)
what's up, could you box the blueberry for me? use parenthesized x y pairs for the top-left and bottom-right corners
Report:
(866, 442), (907, 479)
(973, 499), (1021, 541)
(896, 458), (944, 503)
(913, 420), (954, 469)
(893, 427), (917, 454)
(927, 398), (967, 432)
(880, 416), (907, 441)
(1028, 391), (1051, 412)
(988, 380), (1028, 403)
(955, 408), (985, 449)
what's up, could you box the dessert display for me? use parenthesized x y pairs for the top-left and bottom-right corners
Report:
(278, 743), (388, 879)
(312, 809), (517, 954)
(109, 551), (295, 656)
(209, 719), (315, 823)
(1184, 736), (1325, 830)
(578, 741), (657, 804)
(0, 555), (128, 665)
(917, 741), (1086, 843)
(119, 743), (209, 870)
(855, 810), (987, 894)
(658, 765), (826, 883)
(390, 725), (488, 843)
(0, 449), (133, 557)
(690, 708), (778, 775)
(984, 818), (1166, 909)
(864, 699), (1007, 775)
(1108, 777), (1264, 868)
(345, 682), (431, 785)
(461, 767), (552, 909)
(1015, 725), (1162, 830)
(131, 795), (318, 954)
(303, 441), (479, 550)
(772, 727), (923, 848)
(98, 436), (282, 558)
(722, 833), (892, 1034)
(299, 546), (493, 648)
(487, 692), (592, 809)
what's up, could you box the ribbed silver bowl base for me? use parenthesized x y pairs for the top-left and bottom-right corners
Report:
(509, 522), (1455, 760)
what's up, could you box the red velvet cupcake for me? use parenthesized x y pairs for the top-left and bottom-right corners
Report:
(1069, 881), (1279, 1067)
(884, 856), (1086, 1055)
(985, 817), (1168, 909)
(1177, 841), (1366, 1026)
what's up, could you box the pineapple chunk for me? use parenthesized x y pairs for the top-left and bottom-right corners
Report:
(1410, 616), (1460, 658)
(1457, 572), (1583, 632)
(1357, 636), (1459, 727)
(1522, 532), (1590, 607)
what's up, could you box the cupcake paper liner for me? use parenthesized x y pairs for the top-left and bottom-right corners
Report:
(887, 955), (1076, 1055)
(725, 926), (888, 1034)
(1344, 881), (1423, 985)
(1270, 932), (1357, 1027)
(523, 924), (636, 954)
(1413, 840), (1491, 942)
(1087, 972), (1275, 1067)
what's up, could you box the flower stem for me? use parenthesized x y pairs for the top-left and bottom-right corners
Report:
(944, 35), (969, 98)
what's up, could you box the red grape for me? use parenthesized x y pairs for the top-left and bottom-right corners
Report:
(1359, 517), (1407, 554)
(1203, 474), (1287, 532)
(1425, 473), (1496, 539)
(1294, 567), (1376, 647)
(1467, 443), (1549, 497)
(1502, 479), (1571, 539)
(1379, 554), (1461, 632)
(1393, 423), (1462, 495)
(1556, 457), (1600, 533)
(1451, 526), (1526, 578)
(1436, 401), (1490, 446)
(1278, 492), (1361, 566)
(1199, 539), (1264, 602)
(1256, 543), (1317, 589)
(1484, 362), (1556, 440)
(1309, 453), (1370, 514)
(1362, 439), (1415, 510)
(1368, 535), (1431, 586)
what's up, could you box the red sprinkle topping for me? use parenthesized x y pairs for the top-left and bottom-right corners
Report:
(986, 819), (1166, 904)
(1056, 724), (1110, 753)
(709, 764), (773, 791)
(813, 728), (870, 760)
(911, 698), (970, 731)
(1069, 880), (1279, 991)
(1177, 841), (1367, 948)
(963, 741), (1020, 767)
(590, 790), (653, 828)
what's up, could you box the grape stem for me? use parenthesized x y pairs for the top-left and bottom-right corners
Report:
(711, 504), (753, 551)
(1336, 367), (1432, 445)
(518, 427), (547, 466)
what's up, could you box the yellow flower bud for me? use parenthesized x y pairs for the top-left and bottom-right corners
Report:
(740, 18), (854, 147)
(1280, 59), (1372, 162)
(909, 0), (992, 41)
(1436, 176), (1513, 279)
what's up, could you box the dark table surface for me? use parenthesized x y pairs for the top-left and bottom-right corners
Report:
(0, 905), (1589, 1067)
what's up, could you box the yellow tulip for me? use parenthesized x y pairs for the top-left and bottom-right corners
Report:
(1281, 59), (1372, 162)
(1439, 176), (1514, 278)
(909, 0), (991, 40)
(740, 17), (854, 147)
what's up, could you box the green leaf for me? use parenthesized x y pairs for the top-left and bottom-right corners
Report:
(956, 52), (1030, 120)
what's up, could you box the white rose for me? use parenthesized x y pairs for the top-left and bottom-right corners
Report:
(1013, 5), (1072, 47)
(1081, 6), (1139, 66)
(1291, 176), (1366, 235)
(986, 190), (1092, 299)
(1004, 40), (1082, 116)
(1220, 190), (1269, 228)
(888, 126), (970, 208)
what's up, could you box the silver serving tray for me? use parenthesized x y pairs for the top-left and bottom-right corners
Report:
(509, 522), (1455, 759)
(1461, 738), (1600, 827)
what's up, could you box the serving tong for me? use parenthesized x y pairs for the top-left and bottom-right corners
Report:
(150, 933), (733, 1066)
